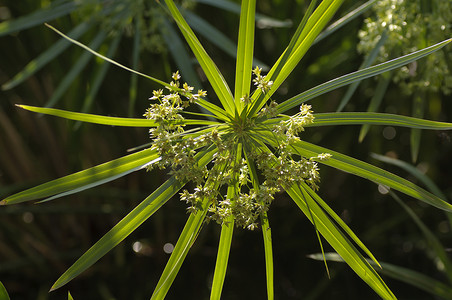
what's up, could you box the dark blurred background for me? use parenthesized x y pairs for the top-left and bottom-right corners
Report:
(1, 0), (451, 299)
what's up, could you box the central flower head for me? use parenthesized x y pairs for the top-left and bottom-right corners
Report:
(144, 69), (330, 230)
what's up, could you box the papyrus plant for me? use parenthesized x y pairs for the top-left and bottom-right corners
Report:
(2, 0), (452, 299)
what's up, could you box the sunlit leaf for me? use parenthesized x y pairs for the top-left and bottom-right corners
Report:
(277, 38), (452, 114)
(289, 185), (396, 299)
(164, 0), (235, 116)
(1, 148), (159, 205)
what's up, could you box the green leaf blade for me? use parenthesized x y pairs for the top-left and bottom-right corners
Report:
(16, 105), (221, 127)
(164, 0), (235, 116)
(277, 38), (452, 114)
(234, 0), (256, 112)
(51, 176), (184, 291)
(210, 218), (234, 300)
(151, 201), (209, 300)
(288, 185), (396, 299)
(306, 112), (452, 130)
(291, 140), (452, 212)
(1, 148), (159, 205)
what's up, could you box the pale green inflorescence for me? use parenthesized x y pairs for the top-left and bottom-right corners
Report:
(358, 0), (452, 94)
(144, 69), (330, 230)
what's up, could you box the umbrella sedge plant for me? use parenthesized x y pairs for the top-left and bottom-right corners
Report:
(2, 0), (452, 299)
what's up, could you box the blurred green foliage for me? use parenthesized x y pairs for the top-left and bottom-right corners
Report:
(0, 0), (451, 299)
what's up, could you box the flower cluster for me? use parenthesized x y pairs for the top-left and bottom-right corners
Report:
(144, 70), (330, 230)
(358, 0), (452, 94)
(253, 66), (274, 93)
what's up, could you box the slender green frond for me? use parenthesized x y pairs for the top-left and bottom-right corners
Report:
(163, 0), (235, 116)
(16, 105), (220, 127)
(210, 143), (242, 299)
(51, 176), (184, 291)
(1, 148), (159, 205)
(210, 217), (234, 300)
(311, 253), (452, 299)
(0, 1), (78, 37)
(45, 24), (169, 87)
(248, 0), (345, 117)
(244, 150), (274, 300)
(2, 22), (92, 90)
(234, 0), (256, 112)
(184, 10), (268, 71)
(290, 140), (452, 212)
(161, 18), (203, 91)
(301, 181), (381, 268)
(151, 199), (210, 299)
(288, 185), (396, 299)
(264, 112), (452, 130)
(276, 38), (452, 114)
(260, 212), (274, 300)
(51, 146), (217, 291)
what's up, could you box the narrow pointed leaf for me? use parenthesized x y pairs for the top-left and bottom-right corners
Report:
(211, 143), (241, 299)
(276, 38), (452, 114)
(304, 112), (452, 130)
(248, 0), (345, 116)
(164, 0), (235, 116)
(16, 105), (220, 127)
(288, 185), (396, 299)
(161, 18), (203, 91)
(210, 217), (234, 300)
(234, 0), (256, 112)
(151, 199), (209, 299)
(301, 181), (381, 268)
(289, 139), (452, 212)
(51, 176), (183, 292)
(1, 148), (159, 205)
(261, 212), (274, 300)
(245, 150), (274, 300)
(45, 24), (169, 87)
(184, 10), (268, 70)
(51, 146), (217, 291)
